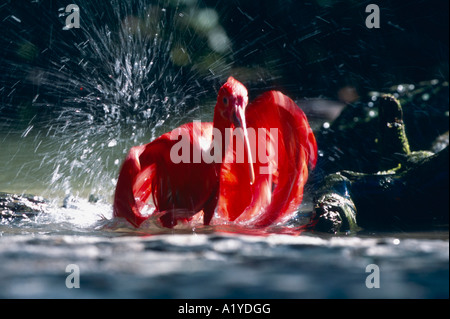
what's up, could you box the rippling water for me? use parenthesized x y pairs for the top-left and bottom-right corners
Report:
(0, 198), (448, 299)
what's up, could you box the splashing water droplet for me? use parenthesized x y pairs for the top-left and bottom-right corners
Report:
(108, 139), (118, 148)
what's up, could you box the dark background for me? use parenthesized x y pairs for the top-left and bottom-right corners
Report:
(0, 0), (448, 122)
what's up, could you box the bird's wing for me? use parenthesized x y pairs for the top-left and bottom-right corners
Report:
(113, 122), (203, 227)
(217, 91), (317, 227)
(113, 143), (154, 227)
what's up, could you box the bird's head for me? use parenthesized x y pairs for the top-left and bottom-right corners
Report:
(216, 77), (254, 185)
(217, 76), (249, 123)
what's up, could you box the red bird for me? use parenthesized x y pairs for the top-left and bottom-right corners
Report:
(113, 77), (317, 228)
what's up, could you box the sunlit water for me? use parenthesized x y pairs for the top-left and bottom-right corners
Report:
(1, 1), (448, 299)
(1, 216), (448, 298)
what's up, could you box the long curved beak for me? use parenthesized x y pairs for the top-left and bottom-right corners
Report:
(233, 107), (255, 185)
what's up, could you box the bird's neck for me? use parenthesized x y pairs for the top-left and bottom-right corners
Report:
(211, 107), (231, 165)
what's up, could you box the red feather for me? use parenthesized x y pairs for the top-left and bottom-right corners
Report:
(113, 78), (317, 229)
(216, 91), (317, 227)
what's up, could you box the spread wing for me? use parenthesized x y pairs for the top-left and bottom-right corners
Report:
(217, 91), (317, 227)
(113, 122), (215, 227)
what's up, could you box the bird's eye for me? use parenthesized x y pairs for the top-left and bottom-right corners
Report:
(223, 97), (228, 105)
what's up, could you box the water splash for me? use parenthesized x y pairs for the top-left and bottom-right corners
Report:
(1, 0), (232, 202)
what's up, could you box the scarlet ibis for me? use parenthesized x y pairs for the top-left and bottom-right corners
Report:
(113, 77), (317, 228)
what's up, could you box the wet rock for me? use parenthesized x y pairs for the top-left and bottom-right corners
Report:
(313, 88), (449, 233)
(314, 80), (449, 177)
(431, 131), (449, 153)
(314, 149), (448, 234)
(0, 192), (49, 221)
(377, 94), (411, 170)
(314, 182), (359, 234)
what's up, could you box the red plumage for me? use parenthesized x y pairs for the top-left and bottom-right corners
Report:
(113, 77), (317, 228)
